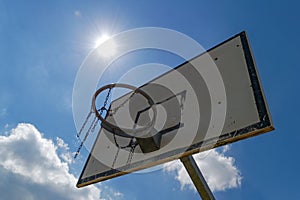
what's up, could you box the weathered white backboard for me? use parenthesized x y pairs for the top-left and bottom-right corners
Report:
(77, 31), (274, 187)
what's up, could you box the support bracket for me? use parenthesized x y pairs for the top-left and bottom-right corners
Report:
(180, 155), (215, 200)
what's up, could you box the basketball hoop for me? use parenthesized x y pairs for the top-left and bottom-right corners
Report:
(92, 83), (157, 138)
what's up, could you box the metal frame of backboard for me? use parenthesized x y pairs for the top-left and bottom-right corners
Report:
(76, 31), (274, 189)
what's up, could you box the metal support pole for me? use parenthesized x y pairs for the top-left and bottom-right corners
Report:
(180, 155), (215, 200)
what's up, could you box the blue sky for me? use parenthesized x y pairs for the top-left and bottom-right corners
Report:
(0, 1), (299, 199)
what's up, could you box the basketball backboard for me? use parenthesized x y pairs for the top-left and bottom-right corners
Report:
(76, 31), (274, 187)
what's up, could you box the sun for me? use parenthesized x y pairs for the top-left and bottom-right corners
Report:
(94, 34), (117, 58)
(95, 34), (111, 48)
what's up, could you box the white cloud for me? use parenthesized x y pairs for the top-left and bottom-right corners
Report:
(163, 146), (242, 192)
(101, 185), (124, 200)
(56, 137), (69, 150)
(0, 123), (102, 200)
(56, 137), (73, 164)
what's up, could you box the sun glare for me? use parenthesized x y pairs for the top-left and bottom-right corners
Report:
(95, 34), (117, 58)
(95, 34), (111, 48)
